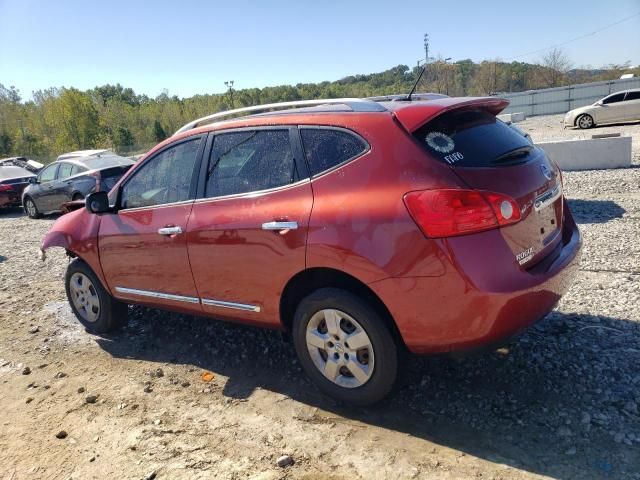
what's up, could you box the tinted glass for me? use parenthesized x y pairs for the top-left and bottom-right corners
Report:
(414, 109), (532, 167)
(82, 156), (134, 169)
(58, 163), (74, 179)
(39, 164), (57, 183)
(121, 138), (201, 209)
(0, 166), (33, 180)
(205, 130), (297, 198)
(602, 93), (625, 104)
(300, 128), (368, 176)
(625, 91), (640, 101)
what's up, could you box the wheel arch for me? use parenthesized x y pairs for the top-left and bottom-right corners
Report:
(41, 209), (110, 293)
(575, 112), (595, 127)
(279, 267), (406, 349)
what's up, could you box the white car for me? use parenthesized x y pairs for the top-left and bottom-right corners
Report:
(564, 89), (640, 129)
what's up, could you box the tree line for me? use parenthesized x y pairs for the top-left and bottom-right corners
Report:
(1, 53), (636, 163)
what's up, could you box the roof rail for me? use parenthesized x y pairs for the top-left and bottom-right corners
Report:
(174, 98), (387, 135)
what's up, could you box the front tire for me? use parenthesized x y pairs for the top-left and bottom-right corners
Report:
(65, 259), (128, 333)
(23, 196), (41, 219)
(292, 288), (398, 406)
(576, 114), (594, 129)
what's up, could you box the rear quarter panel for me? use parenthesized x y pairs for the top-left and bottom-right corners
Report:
(306, 115), (463, 282)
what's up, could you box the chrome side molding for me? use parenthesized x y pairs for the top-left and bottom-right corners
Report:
(114, 287), (200, 304)
(201, 298), (261, 313)
(114, 286), (261, 312)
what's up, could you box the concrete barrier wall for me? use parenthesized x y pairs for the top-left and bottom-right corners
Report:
(538, 136), (632, 171)
(501, 77), (640, 117)
(497, 112), (526, 123)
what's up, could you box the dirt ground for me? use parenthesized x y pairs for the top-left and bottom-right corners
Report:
(1, 117), (639, 480)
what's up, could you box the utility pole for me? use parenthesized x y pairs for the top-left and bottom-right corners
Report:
(424, 33), (429, 65)
(224, 80), (235, 108)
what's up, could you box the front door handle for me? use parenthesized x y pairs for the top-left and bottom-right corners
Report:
(261, 221), (298, 231)
(158, 226), (183, 235)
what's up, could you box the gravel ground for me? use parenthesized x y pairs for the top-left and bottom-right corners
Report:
(0, 117), (639, 479)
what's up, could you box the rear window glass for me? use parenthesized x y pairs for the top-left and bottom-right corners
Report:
(414, 109), (531, 167)
(82, 156), (134, 169)
(300, 128), (368, 176)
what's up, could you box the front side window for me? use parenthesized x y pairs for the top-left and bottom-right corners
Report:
(39, 164), (57, 183)
(205, 129), (297, 198)
(602, 93), (625, 104)
(57, 163), (74, 179)
(120, 137), (201, 209)
(300, 128), (368, 176)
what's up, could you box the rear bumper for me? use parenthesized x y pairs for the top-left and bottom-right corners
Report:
(369, 207), (582, 354)
(0, 193), (23, 208)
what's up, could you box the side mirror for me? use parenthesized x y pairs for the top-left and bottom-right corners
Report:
(29, 176), (38, 184)
(85, 191), (111, 214)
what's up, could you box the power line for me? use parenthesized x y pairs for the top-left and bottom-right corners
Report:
(508, 11), (640, 60)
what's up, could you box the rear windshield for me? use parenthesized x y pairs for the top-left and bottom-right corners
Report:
(0, 166), (33, 180)
(414, 109), (531, 167)
(82, 156), (134, 170)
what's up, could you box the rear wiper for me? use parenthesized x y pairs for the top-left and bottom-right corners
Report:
(493, 146), (534, 164)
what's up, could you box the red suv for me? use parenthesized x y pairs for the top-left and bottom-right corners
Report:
(41, 96), (581, 405)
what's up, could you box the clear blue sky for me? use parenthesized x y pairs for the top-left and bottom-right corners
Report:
(1, 0), (639, 99)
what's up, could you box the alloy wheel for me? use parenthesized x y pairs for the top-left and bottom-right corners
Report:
(578, 115), (593, 129)
(25, 199), (36, 217)
(69, 272), (100, 323)
(305, 308), (375, 388)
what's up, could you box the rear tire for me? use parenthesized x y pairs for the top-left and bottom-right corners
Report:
(23, 196), (41, 219)
(65, 259), (128, 333)
(576, 114), (594, 129)
(292, 288), (398, 406)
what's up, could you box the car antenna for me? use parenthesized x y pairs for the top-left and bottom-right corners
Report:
(406, 66), (426, 101)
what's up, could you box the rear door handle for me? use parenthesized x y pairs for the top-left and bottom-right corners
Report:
(158, 226), (183, 235)
(261, 221), (298, 231)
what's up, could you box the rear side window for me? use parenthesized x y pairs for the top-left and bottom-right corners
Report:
(205, 129), (298, 198)
(414, 109), (531, 167)
(625, 91), (640, 101)
(300, 128), (368, 176)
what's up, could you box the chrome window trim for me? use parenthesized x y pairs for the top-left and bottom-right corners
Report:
(201, 298), (261, 313)
(117, 199), (194, 214)
(115, 287), (200, 304)
(194, 178), (311, 204)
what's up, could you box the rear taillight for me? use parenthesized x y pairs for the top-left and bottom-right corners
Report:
(403, 189), (521, 238)
(0, 184), (14, 192)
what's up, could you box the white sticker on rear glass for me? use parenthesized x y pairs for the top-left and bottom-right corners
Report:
(425, 132), (455, 153)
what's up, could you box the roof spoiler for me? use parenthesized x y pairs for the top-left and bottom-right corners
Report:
(392, 97), (510, 132)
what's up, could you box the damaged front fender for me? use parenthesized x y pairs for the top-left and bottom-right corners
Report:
(41, 208), (109, 291)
